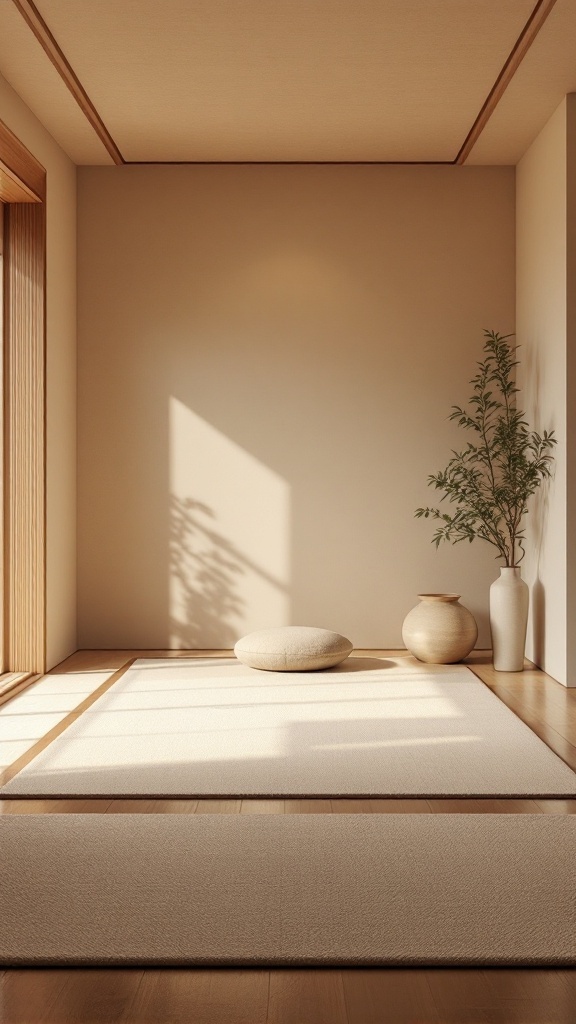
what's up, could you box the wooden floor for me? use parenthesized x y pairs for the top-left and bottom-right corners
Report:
(1, 648), (576, 1023)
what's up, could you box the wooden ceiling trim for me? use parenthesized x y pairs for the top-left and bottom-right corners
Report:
(456, 0), (559, 165)
(10, 0), (124, 165)
(6, 0), (561, 166)
(0, 118), (45, 198)
(126, 160), (455, 165)
(0, 159), (41, 202)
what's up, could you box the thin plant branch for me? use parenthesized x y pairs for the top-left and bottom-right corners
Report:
(415, 330), (556, 567)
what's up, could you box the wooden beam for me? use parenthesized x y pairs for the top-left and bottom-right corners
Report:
(11, 0), (124, 166)
(0, 161), (41, 203)
(0, 118), (45, 200)
(456, 0), (559, 164)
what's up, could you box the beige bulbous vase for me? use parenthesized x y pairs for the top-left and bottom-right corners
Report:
(489, 567), (529, 671)
(402, 594), (478, 664)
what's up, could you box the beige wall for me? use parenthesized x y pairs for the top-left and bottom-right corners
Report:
(78, 165), (514, 649)
(0, 73), (77, 669)
(516, 96), (576, 686)
(568, 98), (576, 686)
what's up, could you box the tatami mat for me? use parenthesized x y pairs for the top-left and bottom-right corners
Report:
(3, 657), (576, 798)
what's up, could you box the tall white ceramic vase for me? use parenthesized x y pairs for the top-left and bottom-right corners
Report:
(489, 567), (529, 671)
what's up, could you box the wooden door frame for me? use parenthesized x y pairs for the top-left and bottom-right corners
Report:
(0, 117), (46, 675)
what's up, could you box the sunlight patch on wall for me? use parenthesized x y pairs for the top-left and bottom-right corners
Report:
(169, 398), (290, 648)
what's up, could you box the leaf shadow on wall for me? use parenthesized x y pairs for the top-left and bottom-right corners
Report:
(170, 496), (244, 649)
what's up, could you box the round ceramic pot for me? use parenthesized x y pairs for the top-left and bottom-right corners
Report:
(402, 593), (478, 664)
(489, 567), (529, 672)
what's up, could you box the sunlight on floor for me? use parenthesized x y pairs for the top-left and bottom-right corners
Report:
(312, 734), (479, 751)
(0, 671), (116, 768)
(5, 658), (575, 800)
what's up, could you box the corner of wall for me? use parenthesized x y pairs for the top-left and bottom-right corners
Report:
(516, 95), (573, 685)
(565, 94), (576, 686)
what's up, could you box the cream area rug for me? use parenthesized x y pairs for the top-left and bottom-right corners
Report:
(1, 813), (575, 965)
(2, 657), (576, 798)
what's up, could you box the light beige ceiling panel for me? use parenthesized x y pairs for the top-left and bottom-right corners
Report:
(467, 0), (576, 165)
(0, 1), (113, 164)
(32, 0), (534, 162)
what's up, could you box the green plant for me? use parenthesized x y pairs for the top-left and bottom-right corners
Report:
(415, 329), (557, 567)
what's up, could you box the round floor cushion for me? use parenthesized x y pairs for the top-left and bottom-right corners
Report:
(234, 626), (354, 671)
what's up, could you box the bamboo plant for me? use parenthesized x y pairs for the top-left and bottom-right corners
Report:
(415, 330), (556, 567)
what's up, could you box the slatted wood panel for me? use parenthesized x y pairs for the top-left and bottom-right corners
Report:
(4, 202), (46, 673)
(0, 202), (3, 675)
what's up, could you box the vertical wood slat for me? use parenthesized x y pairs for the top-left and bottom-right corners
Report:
(4, 203), (46, 673)
(0, 203), (4, 674)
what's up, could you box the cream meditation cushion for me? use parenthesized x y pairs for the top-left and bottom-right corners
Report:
(234, 626), (353, 671)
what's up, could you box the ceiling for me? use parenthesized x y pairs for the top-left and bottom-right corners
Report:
(0, 0), (574, 165)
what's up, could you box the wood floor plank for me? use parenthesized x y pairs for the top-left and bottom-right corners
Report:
(330, 799), (373, 813)
(148, 799), (198, 813)
(50, 651), (137, 673)
(427, 799), (543, 814)
(0, 969), (68, 1023)
(369, 799), (431, 813)
(467, 671), (576, 771)
(428, 800), (499, 815)
(268, 969), (348, 1024)
(241, 799), (285, 813)
(500, 685), (576, 729)
(0, 799), (84, 814)
(40, 969), (144, 1024)
(105, 800), (159, 814)
(488, 682), (576, 741)
(427, 967), (576, 1023)
(536, 799), (576, 813)
(459, 1005), (564, 1023)
(471, 658), (576, 713)
(342, 968), (439, 1023)
(556, 969), (576, 998)
(480, 968), (576, 1023)
(49, 794), (113, 811)
(194, 799), (242, 813)
(491, 798), (543, 813)
(104, 799), (198, 814)
(284, 799), (333, 813)
(50, 650), (236, 674)
(125, 968), (269, 1024)
(426, 968), (497, 1023)
(1, 798), (114, 814)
